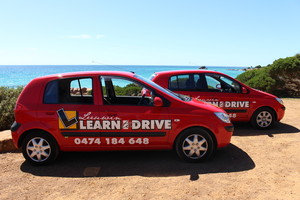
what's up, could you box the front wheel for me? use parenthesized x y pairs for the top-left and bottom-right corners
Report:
(175, 128), (215, 162)
(22, 131), (60, 165)
(251, 107), (275, 129)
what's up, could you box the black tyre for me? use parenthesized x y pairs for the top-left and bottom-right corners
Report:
(251, 107), (275, 129)
(22, 131), (60, 165)
(175, 128), (215, 162)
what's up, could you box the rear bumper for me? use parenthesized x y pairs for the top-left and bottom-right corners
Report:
(11, 121), (21, 132)
(10, 122), (21, 148)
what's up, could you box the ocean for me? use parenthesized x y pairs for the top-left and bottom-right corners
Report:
(0, 65), (245, 87)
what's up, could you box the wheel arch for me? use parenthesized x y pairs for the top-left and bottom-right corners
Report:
(18, 129), (59, 149)
(251, 106), (277, 121)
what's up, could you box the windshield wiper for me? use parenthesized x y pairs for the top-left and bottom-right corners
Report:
(175, 93), (191, 101)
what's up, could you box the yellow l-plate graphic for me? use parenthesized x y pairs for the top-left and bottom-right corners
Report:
(57, 109), (78, 129)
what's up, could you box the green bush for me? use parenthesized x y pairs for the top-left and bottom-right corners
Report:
(269, 55), (300, 97)
(237, 54), (300, 97)
(0, 86), (23, 131)
(237, 67), (276, 93)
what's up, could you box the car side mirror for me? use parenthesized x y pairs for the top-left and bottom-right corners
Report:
(242, 87), (248, 94)
(153, 97), (163, 107)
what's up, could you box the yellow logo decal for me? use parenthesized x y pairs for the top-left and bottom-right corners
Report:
(57, 109), (78, 129)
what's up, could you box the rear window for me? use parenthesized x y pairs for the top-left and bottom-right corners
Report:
(44, 77), (93, 104)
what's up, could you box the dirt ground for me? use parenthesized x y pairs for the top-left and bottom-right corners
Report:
(0, 98), (299, 200)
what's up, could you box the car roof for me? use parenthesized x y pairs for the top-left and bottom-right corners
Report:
(153, 70), (226, 76)
(34, 71), (137, 81)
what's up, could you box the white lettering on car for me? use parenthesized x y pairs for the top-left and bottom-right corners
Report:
(123, 120), (129, 129)
(199, 100), (250, 108)
(74, 137), (150, 145)
(59, 110), (173, 131)
(228, 113), (237, 118)
(131, 120), (172, 130)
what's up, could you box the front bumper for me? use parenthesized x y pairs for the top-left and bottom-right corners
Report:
(225, 125), (234, 132)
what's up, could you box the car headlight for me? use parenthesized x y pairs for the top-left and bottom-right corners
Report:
(214, 112), (231, 124)
(276, 98), (284, 105)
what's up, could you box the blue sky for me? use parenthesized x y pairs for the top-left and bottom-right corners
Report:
(0, 0), (299, 66)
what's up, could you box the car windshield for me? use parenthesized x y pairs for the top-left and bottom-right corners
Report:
(135, 74), (191, 101)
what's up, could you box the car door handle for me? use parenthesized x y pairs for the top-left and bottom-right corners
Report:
(107, 113), (117, 117)
(46, 112), (55, 115)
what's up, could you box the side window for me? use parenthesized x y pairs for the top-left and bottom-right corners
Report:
(169, 74), (205, 91)
(194, 74), (207, 90)
(113, 78), (143, 97)
(169, 75), (190, 90)
(169, 74), (195, 91)
(205, 74), (241, 93)
(70, 78), (93, 97)
(44, 77), (93, 104)
(169, 76), (179, 89)
(205, 75), (222, 91)
(100, 76), (155, 106)
(220, 76), (241, 93)
(44, 80), (59, 104)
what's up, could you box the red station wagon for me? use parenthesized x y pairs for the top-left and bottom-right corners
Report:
(11, 71), (233, 165)
(151, 70), (285, 129)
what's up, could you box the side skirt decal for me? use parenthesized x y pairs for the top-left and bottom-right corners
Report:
(61, 132), (166, 137)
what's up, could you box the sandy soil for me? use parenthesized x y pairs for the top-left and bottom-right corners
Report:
(0, 98), (299, 200)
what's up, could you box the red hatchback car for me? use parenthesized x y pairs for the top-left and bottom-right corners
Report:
(11, 71), (233, 165)
(151, 70), (285, 129)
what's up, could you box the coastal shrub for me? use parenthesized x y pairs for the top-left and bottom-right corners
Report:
(0, 86), (23, 131)
(237, 67), (276, 93)
(269, 54), (300, 97)
(236, 54), (300, 97)
(236, 69), (259, 83)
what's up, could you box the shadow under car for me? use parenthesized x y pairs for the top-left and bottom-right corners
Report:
(20, 144), (255, 179)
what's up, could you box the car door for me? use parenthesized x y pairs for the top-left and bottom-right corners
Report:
(198, 73), (250, 120)
(168, 73), (250, 121)
(39, 76), (100, 148)
(97, 75), (172, 149)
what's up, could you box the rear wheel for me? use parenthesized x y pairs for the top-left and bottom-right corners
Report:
(175, 128), (215, 162)
(251, 107), (275, 129)
(22, 131), (60, 165)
